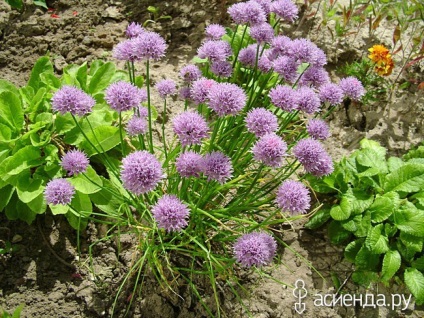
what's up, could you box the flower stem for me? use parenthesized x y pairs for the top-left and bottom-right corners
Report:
(146, 59), (154, 153)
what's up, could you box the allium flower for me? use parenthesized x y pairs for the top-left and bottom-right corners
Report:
(298, 66), (330, 88)
(234, 232), (277, 267)
(252, 133), (287, 167)
(252, 0), (272, 14)
(318, 83), (344, 106)
(288, 38), (316, 63)
(121, 151), (163, 195)
(310, 47), (327, 67)
(126, 22), (145, 38)
(306, 119), (330, 140)
(250, 23), (274, 43)
(205, 24), (226, 40)
(44, 178), (75, 205)
(270, 35), (292, 57)
(126, 115), (148, 136)
(155, 79), (177, 99)
(179, 87), (191, 100)
(175, 151), (203, 178)
(276, 180), (311, 214)
(179, 64), (203, 83)
(273, 56), (299, 83)
(296, 86), (321, 114)
(208, 83), (247, 117)
(245, 108), (278, 137)
(210, 60), (233, 78)
(339, 76), (365, 101)
(60, 150), (89, 176)
(173, 111), (209, 147)
(105, 81), (144, 112)
(258, 52), (273, 72)
(152, 195), (190, 232)
(51, 86), (95, 116)
(271, 0), (299, 22)
(238, 44), (257, 67)
(132, 31), (167, 61)
(137, 106), (149, 118)
(113, 39), (137, 62)
(190, 78), (217, 105)
(202, 151), (233, 184)
(269, 85), (298, 112)
(228, 1), (267, 25)
(293, 138), (334, 177)
(197, 40), (232, 62)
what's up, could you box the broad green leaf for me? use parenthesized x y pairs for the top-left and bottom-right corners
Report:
(66, 192), (92, 230)
(305, 207), (331, 229)
(412, 191), (424, 209)
(355, 244), (380, 270)
(365, 224), (389, 254)
(0, 91), (24, 133)
(89, 60), (105, 76)
(50, 204), (69, 215)
(69, 166), (102, 194)
(369, 195), (394, 223)
(16, 174), (45, 203)
(400, 232), (423, 255)
(0, 124), (12, 141)
(352, 270), (379, 287)
(412, 256), (424, 271)
(0, 185), (15, 210)
(76, 62), (88, 91)
(394, 201), (424, 237)
(384, 163), (424, 193)
(5, 195), (37, 224)
(356, 148), (388, 174)
(80, 126), (121, 156)
(5, 0), (23, 10)
(404, 268), (424, 303)
(28, 56), (53, 91)
(26, 191), (47, 214)
(55, 113), (75, 135)
(0, 146), (42, 177)
(360, 139), (387, 157)
(40, 72), (61, 89)
(0, 79), (20, 97)
(381, 250), (401, 282)
(353, 211), (372, 238)
(89, 179), (124, 216)
(88, 62), (115, 94)
(330, 205), (350, 221)
(341, 215), (360, 232)
(344, 238), (364, 262)
(388, 157), (404, 172)
(33, 0), (48, 9)
(404, 145), (424, 161)
(328, 220), (351, 244)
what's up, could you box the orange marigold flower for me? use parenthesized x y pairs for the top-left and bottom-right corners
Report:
(368, 44), (394, 76)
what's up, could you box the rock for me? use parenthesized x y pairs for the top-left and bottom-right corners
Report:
(102, 7), (122, 20)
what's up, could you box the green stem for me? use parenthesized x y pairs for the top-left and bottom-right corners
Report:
(146, 59), (154, 153)
(162, 99), (168, 158)
(119, 112), (125, 156)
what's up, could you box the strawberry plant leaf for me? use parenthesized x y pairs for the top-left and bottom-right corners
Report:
(381, 250), (401, 282)
(404, 267), (424, 303)
(384, 163), (424, 193)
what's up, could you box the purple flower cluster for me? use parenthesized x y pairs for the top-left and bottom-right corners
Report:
(306, 119), (330, 140)
(190, 78), (217, 105)
(269, 85), (298, 112)
(296, 86), (321, 114)
(202, 151), (233, 184)
(233, 232), (277, 267)
(105, 81), (145, 112)
(155, 79), (177, 99)
(197, 40), (232, 62)
(121, 151), (163, 195)
(273, 56), (299, 83)
(126, 115), (148, 136)
(180, 64), (203, 83)
(152, 195), (190, 232)
(228, 1), (267, 25)
(51, 86), (95, 116)
(238, 44), (258, 67)
(126, 22), (145, 38)
(292, 138), (334, 177)
(205, 24), (226, 40)
(271, 0), (298, 22)
(252, 133), (287, 167)
(44, 178), (75, 205)
(276, 180), (311, 214)
(173, 111), (209, 147)
(271, 35), (292, 56)
(176, 151), (203, 178)
(60, 150), (89, 176)
(250, 23), (274, 43)
(339, 76), (366, 101)
(245, 108), (278, 137)
(319, 83), (344, 106)
(299, 66), (330, 88)
(210, 60), (233, 78)
(208, 83), (247, 117)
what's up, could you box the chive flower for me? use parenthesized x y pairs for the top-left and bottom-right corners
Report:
(126, 22), (145, 38)
(292, 138), (334, 177)
(318, 83), (344, 106)
(234, 232), (277, 267)
(250, 22), (274, 44)
(202, 151), (233, 184)
(152, 195), (190, 232)
(179, 64), (203, 83)
(175, 151), (203, 178)
(155, 79), (177, 99)
(51, 86), (95, 116)
(44, 178), (75, 205)
(197, 40), (232, 62)
(60, 149), (89, 176)
(190, 78), (217, 105)
(208, 83), (247, 117)
(296, 86), (321, 114)
(273, 55), (299, 83)
(172, 111), (209, 147)
(205, 24), (226, 40)
(269, 85), (298, 112)
(245, 108), (278, 137)
(276, 180), (311, 214)
(306, 119), (330, 140)
(105, 81), (145, 112)
(210, 60), (233, 78)
(252, 133), (287, 168)
(339, 76), (366, 101)
(132, 31), (167, 61)
(271, 0), (299, 22)
(126, 115), (148, 137)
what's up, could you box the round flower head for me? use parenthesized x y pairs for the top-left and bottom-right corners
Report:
(126, 22), (145, 38)
(339, 76), (365, 101)
(252, 0), (272, 14)
(293, 138), (334, 177)
(126, 115), (148, 137)
(44, 178), (75, 205)
(234, 232), (277, 267)
(228, 1), (267, 25)
(306, 119), (330, 140)
(179, 87), (191, 100)
(60, 150), (89, 176)
(205, 24), (226, 40)
(269, 85), (298, 112)
(155, 79), (177, 99)
(105, 81), (145, 112)
(245, 108), (278, 137)
(121, 151), (164, 195)
(113, 39), (137, 62)
(238, 44), (257, 67)
(176, 151), (203, 178)
(271, 0), (299, 22)
(51, 86), (95, 116)
(310, 47), (327, 67)
(273, 56), (299, 83)
(319, 83), (344, 106)
(250, 23), (274, 44)
(132, 31), (167, 61)
(210, 60), (233, 78)
(202, 151), (233, 184)
(252, 133), (287, 168)
(137, 105), (148, 118)
(173, 111), (209, 147)
(296, 86), (321, 114)
(179, 64), (203, 83)
(208, 83), (247, 117)
(298, 66), (330, 88)
(197, 40), (232, 62)
(288, 38), (316, 63)
(276, 180), (311, 214)
(258, 52), (273, 72)
(271, 35), (292, 57)
(152, 195), (190, 232)
(190, 78), (217, 105)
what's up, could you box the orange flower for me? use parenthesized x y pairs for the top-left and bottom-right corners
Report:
(368, 44), (394, 76)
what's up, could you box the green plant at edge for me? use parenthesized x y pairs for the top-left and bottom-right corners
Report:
(0, 304), (24, 318)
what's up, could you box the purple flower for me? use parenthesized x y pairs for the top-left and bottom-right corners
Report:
(121, 151), (164, 195)
(175, 151), (203, 178)
(299, 66), (330, 88)
(155, 79), (177, 99)
(173, 111), (209, 147)
(137, 106), (148, 118)
(113, 39), (137, 62)
(197, 40), (232, 62)
(252, 0), (272, 14)
(152, 195), (190, 232)
(269, 85), (298, 112)
(258, 52), (273, 72)
(288, 38), (315, 63)
(126, 22), (145, 38)
(234, 232), (277, 267)
(250, 23), (274, 43)
(190, 78), (217, 105)
(245, 108), (278, 137)
(60, 150), (89, 176)
(276, 180), (311, 214)
(208, 83), (247, 117)
(228, 1), (267, 25)
(339, 76), (365, 101)
(310, 47), (327, 67)
(210, 60), (233, 78)
(306, 119), (330, 140)
(126, 115), (148, 136)
(51, 86), (95, 116)
(238, 44), (257, 67)
(252, 133), (287, 167)
(179, 87), (191, 100)
(319, 83), (344, 106)
(273, 56), (299, 83)
(105, 81), (145, 112)
(271, 35), (292, 57)
(132, 31), (167, 61)
(205, 24), (226, 40)
(44, 178), (75, 205)
(202, 151), (233, 184)
(292, 138), (334, 177)
(271, 0), (299, 22)
(296, 86), (321, 114)
(179, 64), (203, 83)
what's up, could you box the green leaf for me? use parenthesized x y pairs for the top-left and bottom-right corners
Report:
(344, 238), (364, 262)
(394, 201), (424, 237)
(360, 139), (387, 157)
(341, 215), (359, 232)
(5, 0), (23, 10)
(356, 148), (388, 174)
(0, 79), (20, 97)
(5, 196), (37, 224)
(330, 205), (350, 221)
(76, 62), (88, 91)
(328, 220), (351, 244)
(384, 163), (424, 193)
(0, 91), (24, 133)
(80, 126), (121, 156)
(412, 191), (424, 209)
(305, 207), (331, 229)
(353, 212), (372, 238)
(89, 179), (123, 215)
(369, 195), (395, 223)
(0, 185), (15, 210)
(381, 250), (401, 282)
(0, 146), (42, 177)
(412, 256), (424, 271)
(365, 224), (389, 254)
(16, 175), (45, 203)
(404, 268), (424, 303)
(352, 270), (379, 287)
(33, 0), (48, 9)
(66, 192), (92, 230)
(50, 204), (69, 215)
(355, 244), (380, 270)
(54, 113), (75, 135)
(88, 62), (116, 94)
(0, 124), (12, 141)
(400, 232), (423, 255)
(40, 72), (61, 89)
(69, 166), (102, 194)
(28, 56), (53, 91)
(388, 157), (404, 172)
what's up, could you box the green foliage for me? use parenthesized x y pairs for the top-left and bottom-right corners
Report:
(0, 304), (24, 318)
(4, 0), (47, 10)
(307, 139), (424, 302)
